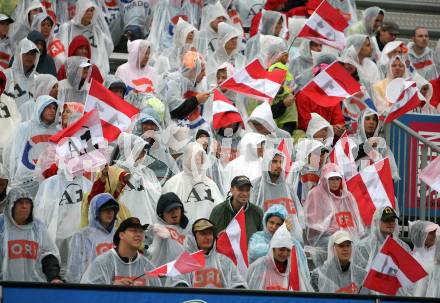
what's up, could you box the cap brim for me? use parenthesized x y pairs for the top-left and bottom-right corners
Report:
(194, 225), (215, 232)
(79, 62), (91, 68)
(163, 202), (183, 213)
(334, 236), (352, 244)
(233, 181), (253, 188)
(327, 171), (342, 179)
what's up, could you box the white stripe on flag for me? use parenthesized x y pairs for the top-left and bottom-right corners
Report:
(85, 95), (132, 131)
(226, 218), (247, 274)
(391, 87), (418, 112)
(314, 70), (351, 98)
(213, 100), (239, 114)
(360, 165), (393, 209)
(306, 12), (346, 43)
(167, 260), (180, 276)
(233, 68), (281, 98)
(370, 252), (413, 288)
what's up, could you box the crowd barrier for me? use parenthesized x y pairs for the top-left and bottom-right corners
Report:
(1, 282), (439, 303)
(386, 113), (440, 232)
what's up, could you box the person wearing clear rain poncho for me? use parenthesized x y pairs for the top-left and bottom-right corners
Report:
(58, 56), (91, 105)
(350, 108), (399, 180)
(3, 38), (40, 109)
(409, 220), (439, 296)
(197, 1), (229, 59)
(115, 39), (159, 94)
(0, 187), (62, 282)
(33, 162), (92, 272)
(57, 0), (114, 75)
(3, 95), (59, 198)
(234, 0), (265, 32)
(163, 142), (223, 226)
(347, 6), (384, 37)
(158, 50), (210, 133)
(146, 192), (190, 266)
(304, 163), (365, 249)
(224, 132), (266, 187)
(352, 206), (411, 294)
(408, 27), (438, 82)
(165, 218), (247, 288)
(9, 0), (43, 48)
(306, 113), (334, 149)
(206, 22), (245, 87)
(246, 223), (312, 291)
(113, 133), (162, 228)
(65, 193), (119, 283)
(0, 164), (8, 214)
(250, 149), (304, 244)
(81, 217), (162, 286)
(417, 236), (440, 297)
(288, 39), (322, 89)
(19, 73), (58, 122)
(245, 10), (287, 64)
(0, 14), (14, 69)
(311, 231), (365, 294)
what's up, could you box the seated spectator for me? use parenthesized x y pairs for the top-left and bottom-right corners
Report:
(209, 175), (263, 242)
(146, 193), (190, 266)
(377, 40), (407, 78)
(408, 27), (438, 81)
(288, 39), (322, 89)
(0, 188), (62, 283)
(103, 75), (127, 99)
(371, 21), (399, 61)
(166, 218), (247, 288)
(80, 217), (161, 286)
(347, 6), (384, 36)
(304, 163), (365, 248)
(27, 30), (57, 77)
(409, 220), (438, 268)
(311, 231), (365, 293)
(65, 193), (119, 283)
(0, 14), (14, 69)
(419, 238), (440, 297)
(10, 0), (43, 47)
(58, 56), (91, 104)
(0, 70), (20, 159)
(305, 113), (334, 149)
(246, 223), (312, 291)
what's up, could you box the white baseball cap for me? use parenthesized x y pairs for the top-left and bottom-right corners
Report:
(327, 171), (343, 179)
(0, 14), (14, 24)
(333, 230), (352, 245)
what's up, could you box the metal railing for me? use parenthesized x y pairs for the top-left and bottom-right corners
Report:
(385, 115), (440, 235)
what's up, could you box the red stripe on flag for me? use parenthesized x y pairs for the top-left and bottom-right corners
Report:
(216, 230), (238, 265)
(289, 247), (300, 291)
(376, 159), (396, 208)
(380, 237), (428, 283)
(316, 1), (349, 32)
(298, 82), (343, 107)
(89, 79), (139, 118)
(245, 60), (287, 84)
(50, 110), (95, 143)
(101, 119), (123, 142)
(326, 63), (361, 95)
(363, 269), (401, 295)
(346, 174), (377, 226)
(299, 25), (334, 41)
(238, 210), (249, 267)
(148, 264), (168, 277)
(221, 78), (276, 101)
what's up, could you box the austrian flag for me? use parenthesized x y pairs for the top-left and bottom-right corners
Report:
(85, 79), (139, 142)
(147, 250), (205, 277)
(220, 59), (287, 102)
(363, 236), (427, 295)
(297, 0), (349, 50)
(212, 89), (243, 129)
(299, 62), (361, 107)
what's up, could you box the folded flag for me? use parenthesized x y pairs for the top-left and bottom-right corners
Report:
(328, 132), (358, 180)
(363, 236), (427, 295)
(220, 59), (286, 102)
(212, 89), (244, 129)
(147, 250), (205, 277)
(346, 158), (395, 226)
(299, 62), (361, 107)
(297, 0), (349, 50)
(85, 79), (139, 142)
(217, 207), (248, 275)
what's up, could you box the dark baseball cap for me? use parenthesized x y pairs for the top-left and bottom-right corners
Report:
(156, 192), (184, 215)
(381, 206), (398, 221)
(113, 217), (148, 246)
(382, 21), (399, 35)
(231, 175), (252, 188)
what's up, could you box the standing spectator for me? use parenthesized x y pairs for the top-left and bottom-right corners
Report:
(27, 31), (57, 77)
(0, 188), (62, 283)
(58, 56), (91, 104)
(0, 14), (14, 69)
(371, 21), (399, 61)
(80, 217), (161, 286)
(209, 175), (264, 241)
(408, 27), (438, 81)
(9, 0), (43, 48)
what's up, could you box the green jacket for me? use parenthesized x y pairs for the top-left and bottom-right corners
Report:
(209, 197), (264, 242)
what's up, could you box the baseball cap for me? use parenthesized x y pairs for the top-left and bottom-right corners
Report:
(327, 171), (342, 179)
(0, 14), (14, 24)
(381, 206), (398, 221)
(192, 218), (215, 234)
(333, 230), (352, 245)
(99, 199), (120, 212)
(79, 60), (91, 68)
(231, 175), (252, 188)
(382, 21), (400, 35)
(156, 192), (184, 214)
(113, 217), (148, 246)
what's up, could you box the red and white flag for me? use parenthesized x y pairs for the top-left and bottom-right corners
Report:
(217, 207), (248, 275)
(212, 89), (243, 129)
(220, 59), (287, 102)
(328, 132), (358, 180)
(85, 79), (139, 142)
(383, 81), (423, 123)
(289, 247), (300, 291)
(363, 236), (427, 295)
(50, 109), (108, 176)
(299, 62), (361, 107)
(297, 0), (349, 50)
(147, 250), (205, 277)
(277, 139), (293, 178)
(346, 158), (395, 226)
(419, 156), (440, 192)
